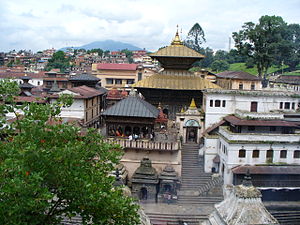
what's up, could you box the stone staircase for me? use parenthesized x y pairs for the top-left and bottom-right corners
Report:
(265, 203), (300, 225)
(147, 213), (207, 225)
(178, 143), (223, 206)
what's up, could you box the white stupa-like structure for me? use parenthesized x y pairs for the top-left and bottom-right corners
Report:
(202, 171), (279, 225)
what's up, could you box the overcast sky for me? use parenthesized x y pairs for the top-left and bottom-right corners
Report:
(0, 0), (299, 52)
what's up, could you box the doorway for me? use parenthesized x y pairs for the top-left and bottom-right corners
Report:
(186, 127), (197, 143)
(140, 187), (148, 200)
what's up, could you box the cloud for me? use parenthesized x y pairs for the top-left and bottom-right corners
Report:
(0, 0), (299, 52)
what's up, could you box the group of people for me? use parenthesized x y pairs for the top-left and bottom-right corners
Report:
(128, 132), (155, 141)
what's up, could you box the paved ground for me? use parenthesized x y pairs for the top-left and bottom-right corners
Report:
(140, 203), (214, 215)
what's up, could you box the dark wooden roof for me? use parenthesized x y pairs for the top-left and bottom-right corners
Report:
(102, 96), (159, 118)
(216, 71), (261, 81)
(69, 73), (100, 82)
(232, 165), (300, 175)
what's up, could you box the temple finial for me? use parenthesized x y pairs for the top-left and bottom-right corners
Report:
(242, 168), (253, 187)
(189, 98), (197, 109)
(171, 25), (183, 46)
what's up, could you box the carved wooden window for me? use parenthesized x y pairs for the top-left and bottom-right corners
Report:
(252, 150), (260, 158)
(239, 149), (246, 158)
(294, 150), (300, 158)
(280, 150), (287, 158)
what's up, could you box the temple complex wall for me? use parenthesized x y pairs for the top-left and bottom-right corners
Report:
(121, 149), (181, 179)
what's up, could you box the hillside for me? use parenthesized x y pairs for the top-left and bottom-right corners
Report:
(60, 40), (142, 51)
(228, 63), (286, 75)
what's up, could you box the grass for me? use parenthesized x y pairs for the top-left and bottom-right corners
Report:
(228, 63), (287, 75)
(282, 70), (300, 76)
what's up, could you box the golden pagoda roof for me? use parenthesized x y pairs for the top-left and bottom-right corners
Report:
(150, 31), (205, 59)
(133, 73), (221, 90)
(189, 98), (197, 109)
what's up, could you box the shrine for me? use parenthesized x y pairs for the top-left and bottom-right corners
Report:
(133, 29), (220, 119)
(131, 158), (159, 202)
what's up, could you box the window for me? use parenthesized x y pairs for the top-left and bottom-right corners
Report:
(106, 78), (113, 84)
(252, 150), (260, 158)
(280, 102), (283, 109)
(37, 81), (40, 86)
(127, 79), (134, 84)
(138, 72), (142, 81)
(270, 126), (276, 132)
(294, 150), (300, 158)
(284, 102), (290, 109)
(248, 126), (255, 131)
(250, 102), (258, 112)
(239, 149), (246, 158)
(115, 79), (122, 85)
(215, 100), (221, 107)
(222, 100), (226, 107)
(210, 100), (213, 107)
(251, 82), (255, 90)
(239, 82), (243, 90)
(266, 149), (274, 158)
(280, 150), (287, 158)
(292, 102), (295, 109)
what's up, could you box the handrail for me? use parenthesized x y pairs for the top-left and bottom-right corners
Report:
(105, 138), (180, 151)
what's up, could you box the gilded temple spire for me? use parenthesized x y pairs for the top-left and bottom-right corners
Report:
(171, 25), (183, 46)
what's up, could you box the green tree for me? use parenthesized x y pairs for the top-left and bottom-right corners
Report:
(193, 47), (214, 68)
(45, 51), (71, 72)
(233, 15), (287, 85)
(0, 80), (139, 225)
(185, 23), (206, 53)
(211, 60), (229, 72)
(87, 48), (104, 57)
(214, 50), (228, 61)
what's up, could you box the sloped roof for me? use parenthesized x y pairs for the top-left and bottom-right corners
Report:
(150, 44), (205, 59)
(133, 73), (221, 90)
(69, 73), (100, 81)
(50, 85), (106, 99)
(232, 165), (300, 175)
(97, 63), (137, 71)
(102, 96), (159, 118)
(216, 71), (261, 81)
(224, 115), (300, 127)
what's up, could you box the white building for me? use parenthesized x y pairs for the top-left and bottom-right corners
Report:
(202, 89), (300, 129)
(202, 89), (300, 188)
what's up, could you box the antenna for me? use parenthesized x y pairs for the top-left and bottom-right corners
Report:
(228, 37), (231, 52)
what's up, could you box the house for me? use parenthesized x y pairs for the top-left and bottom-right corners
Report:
(215, 71), (262, 90)
(49, 85), (106, 128)
(91, 63), (142, 89)
(202, 89), (300, 129)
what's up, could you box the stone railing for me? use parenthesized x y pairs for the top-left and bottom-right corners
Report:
(219, 126), (300, 143)
(105, 138), (181, 151)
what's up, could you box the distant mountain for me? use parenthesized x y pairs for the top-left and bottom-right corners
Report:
(60, 40), (142, 51)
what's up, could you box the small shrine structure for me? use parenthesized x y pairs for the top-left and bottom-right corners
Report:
(157, 165), (180, 203)
(131, 158), (159, 202)
(176, 98), (203, 143)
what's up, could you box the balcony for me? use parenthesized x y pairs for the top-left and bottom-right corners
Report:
(219, 126), (300, 143)
(105, 138), (181, 151)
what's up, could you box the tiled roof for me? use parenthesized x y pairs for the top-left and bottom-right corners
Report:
(150, 45), (205, 59)
(0, 71), (46, 79)
(50, 85), (105, 99)
(102, 96), (159, 118)
(216, 71), (261, 81)
(232, 165), (300, 175)
(133, 73), (221, 90)
(224, 115), (300, 127)
(69, 73), (100, 81)
(15, 96), (47, 103)
(97, 63), (137, 71)
(275, 75), (300, 84)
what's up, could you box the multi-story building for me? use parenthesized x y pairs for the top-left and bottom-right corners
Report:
(49, 85), (106, 128)
(92, 63), (141, 89)
(203, 89), (299, 129)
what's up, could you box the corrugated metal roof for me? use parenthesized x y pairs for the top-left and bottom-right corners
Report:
(232, 165), (300, 175)
(133, 73), (221, 90)
(224, 115), (300, 127)
(216, 71), (261, 81)
(97, 63), (137, 71)
(102, 96), (159, 118)
(69, 73), (100, 81)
